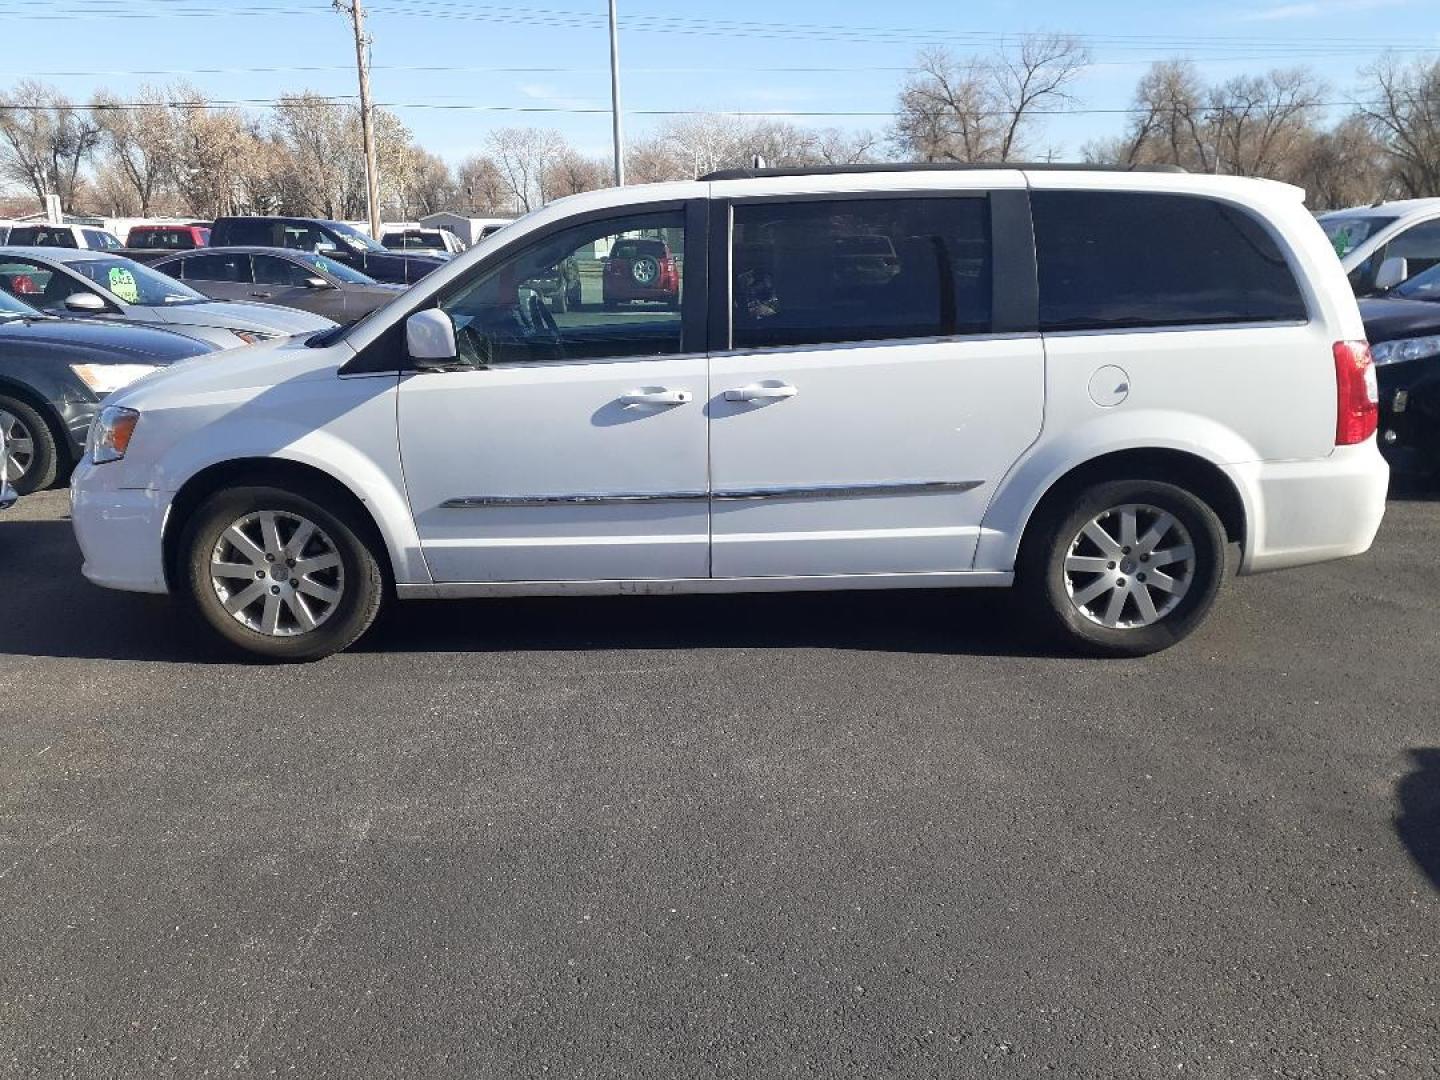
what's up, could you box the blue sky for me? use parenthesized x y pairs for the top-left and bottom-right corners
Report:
(2, 0), (1438, 164)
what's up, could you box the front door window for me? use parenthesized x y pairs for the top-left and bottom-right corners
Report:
(437, 210), (687, 367)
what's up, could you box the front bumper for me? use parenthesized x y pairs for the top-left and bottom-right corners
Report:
(1231, 441), (1390, 574)
(1376, 362), (1440, 474)
(70, 460), (172, 593)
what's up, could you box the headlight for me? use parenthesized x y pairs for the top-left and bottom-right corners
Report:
(89, 406), (140, 464)
(1371, 335), (1440, 366)
(230, 329), (276, 345)
(69, 363), (158, 396)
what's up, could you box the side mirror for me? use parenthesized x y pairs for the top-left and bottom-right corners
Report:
(303, 276), (331, 290)
(64, 292), (108, 313)
(406, 308), (458, 368)
(1375, 255), (1409, 292)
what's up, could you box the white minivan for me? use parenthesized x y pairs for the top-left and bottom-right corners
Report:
(70, 165), (1389, 661)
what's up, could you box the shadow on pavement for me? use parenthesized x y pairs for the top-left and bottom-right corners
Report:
(1395, 749), (1440, 891)
(1387, 474), (1440, 503)
(359, 587), (1048, 658)
(0, 515), (1052, 664)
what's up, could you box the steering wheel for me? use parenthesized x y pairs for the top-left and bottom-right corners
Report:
(528, 292), (560, 338)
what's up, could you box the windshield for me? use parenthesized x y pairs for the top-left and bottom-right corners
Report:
(294, 251), (375, 285)
(1321, 215), (1398, 259)
(1393, 261), (1440, 301)
(69, 257), (207, 305)
(0, 287), (39, 318)
(325, 220), (387, 253)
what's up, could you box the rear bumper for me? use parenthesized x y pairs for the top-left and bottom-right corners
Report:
(70, 465), (171, 594)
(1233, 442), (1389, 574)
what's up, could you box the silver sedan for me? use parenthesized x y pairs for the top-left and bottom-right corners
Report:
(0, 247), (335, 349)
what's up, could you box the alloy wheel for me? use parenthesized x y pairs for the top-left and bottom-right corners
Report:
(1063, 503), (1196, 629)
(209, 510), (345, 637)
(0, 409), (35, 483)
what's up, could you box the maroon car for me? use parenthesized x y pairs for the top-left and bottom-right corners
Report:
(602, 237), (680, 309)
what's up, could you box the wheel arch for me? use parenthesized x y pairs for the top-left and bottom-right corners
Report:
(162, 457), (404, 592)
(979, 446), (1250, 573)
(0, 376), (76, 471)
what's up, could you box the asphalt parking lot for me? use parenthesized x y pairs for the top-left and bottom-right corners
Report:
(1, 486), (1437, 1078)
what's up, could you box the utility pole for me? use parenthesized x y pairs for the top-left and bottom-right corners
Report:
(608, 0), (625, 186)
(335, 0), (381, 238)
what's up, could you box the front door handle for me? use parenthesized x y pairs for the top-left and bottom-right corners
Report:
(620, 388), (693, 406)
(725, 383), (798, 402)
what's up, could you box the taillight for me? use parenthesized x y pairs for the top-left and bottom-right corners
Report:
(1333, 340), (1379, 445)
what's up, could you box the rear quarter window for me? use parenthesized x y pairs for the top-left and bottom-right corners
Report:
(1032, 191), (1307, 331)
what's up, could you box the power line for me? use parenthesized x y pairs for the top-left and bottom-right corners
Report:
(0, 0), (1436, 57)
(0, 96), (1398, 118)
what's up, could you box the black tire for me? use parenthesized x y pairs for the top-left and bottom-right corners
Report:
(1018, 479), (1226, 657)
(178, 484), (385, 662)
(0, 394), (60, 494)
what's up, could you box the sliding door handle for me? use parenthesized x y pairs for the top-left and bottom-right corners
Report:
(724, 383), (798, 402)
(620, 388), (693, 406)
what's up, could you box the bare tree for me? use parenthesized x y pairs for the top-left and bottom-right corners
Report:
(270, 92), (352, 218)
(1209, 68), (1327, 177)
(542, 148), (610, 199)
(398, 148), (456, 217)
(814, 127), (882, 165)
(1086, 60), (1211, 169)
(893, 35), (1090, 163)
(91, 85), (175, 217)
(456, 154), (511, 214)
(1291, 114), (1392, 209)
(0, 79), (100, 206)
(1357, 55), (1440, 197)
(486, 127), (565, 212)
(165, 85), (270, 218)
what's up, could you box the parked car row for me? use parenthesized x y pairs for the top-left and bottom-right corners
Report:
(1322, 199), (1440, 476)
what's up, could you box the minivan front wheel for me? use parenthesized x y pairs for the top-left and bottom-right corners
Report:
(1020, 479), (1226, 657)
(180, 485), (385, 661)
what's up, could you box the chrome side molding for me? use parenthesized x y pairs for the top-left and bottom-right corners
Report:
(715, 480), (982, 502)
(441, 480), (982, 510)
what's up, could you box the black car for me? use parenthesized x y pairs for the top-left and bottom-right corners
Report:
(208, 217), (445, 285)
(0, 288), (216, 493)
(151, 246), (405, 322)
(1359, 263), (1440, 476)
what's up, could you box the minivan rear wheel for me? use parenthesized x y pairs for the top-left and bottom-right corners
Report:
(179, 485), (385, 662)
(1019, 479), (1226, 657)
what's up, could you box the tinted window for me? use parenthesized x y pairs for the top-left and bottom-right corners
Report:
(84, 230), (123, 250)
(9, 226), (77, 248)
(1384, 220), (1440, 283)
(223, 219), (277, 246)
(730, 197), (991, 349)
(180, 253), (251, 283)
(440, 210), (685, 367)
(131, 229), (187, 250)
(1033, 191), (1306, 331)
(254, 255), (314, 286)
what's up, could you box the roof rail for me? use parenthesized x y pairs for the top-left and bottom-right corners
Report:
(699, 162), (1188, 182)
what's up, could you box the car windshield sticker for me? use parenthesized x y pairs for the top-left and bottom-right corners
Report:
(107, 266), (140, 303)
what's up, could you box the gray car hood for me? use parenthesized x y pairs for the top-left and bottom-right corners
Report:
(153, 300), (335, 336)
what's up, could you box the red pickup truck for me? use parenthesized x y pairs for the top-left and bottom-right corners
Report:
(121, 224), (211, 263)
